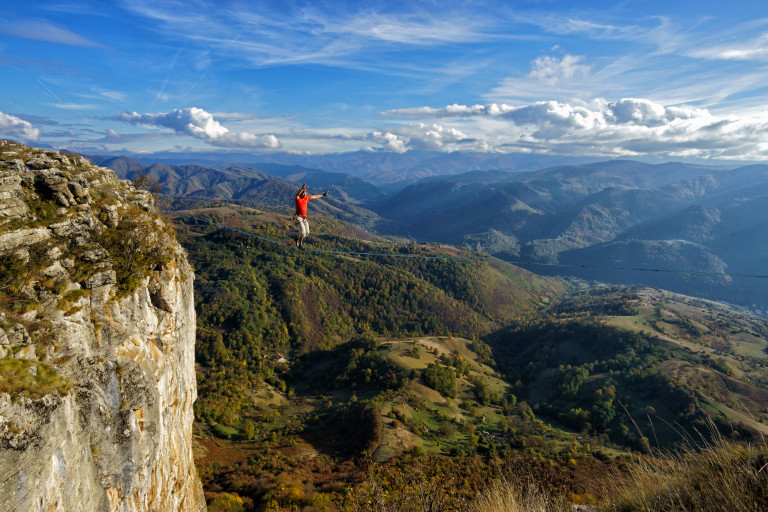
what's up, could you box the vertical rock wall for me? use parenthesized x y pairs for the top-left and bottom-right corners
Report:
(0, 140), (205, 511)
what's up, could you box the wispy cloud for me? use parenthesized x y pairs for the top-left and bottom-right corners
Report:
(51, 103), (98, 110)
(0, 19), (104, 47)
(513, 12), (686, 55)
(484, 13), (768, 109)
(96, 90), (128, 102)
(305, 8), (492, 46)
(689, 33), (768, 61)
(0, 111), (40, 141)
(485, 46), (768, 112)
(486, 53), (612, 105)
(118, 0), (507, 71)
(528, 54), (591, 85)
(112, 107), (280, 149)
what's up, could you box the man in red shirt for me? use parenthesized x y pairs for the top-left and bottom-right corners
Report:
(292, 184), (328, 250)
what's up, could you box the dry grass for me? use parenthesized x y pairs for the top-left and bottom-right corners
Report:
(466, 477), (573, 512)
(340, 430), (768, 512)
(605, 433), (768, 512)
(461, 420), (768, 512)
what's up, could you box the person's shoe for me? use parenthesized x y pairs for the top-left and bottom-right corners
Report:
(298, 245), (306, 250)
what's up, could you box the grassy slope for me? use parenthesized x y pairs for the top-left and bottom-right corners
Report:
(541, 286), (768, 441)
(176, 202), (768, 511)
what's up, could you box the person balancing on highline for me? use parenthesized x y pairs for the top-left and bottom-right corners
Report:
(290, 183), (328, 250)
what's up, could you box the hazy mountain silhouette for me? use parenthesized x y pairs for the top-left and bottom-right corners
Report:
(94, 153), (768, 310)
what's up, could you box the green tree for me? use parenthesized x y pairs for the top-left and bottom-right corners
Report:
(422, 363), (457, 398)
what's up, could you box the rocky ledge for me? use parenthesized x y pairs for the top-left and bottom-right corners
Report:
(0, 140), (205, 511)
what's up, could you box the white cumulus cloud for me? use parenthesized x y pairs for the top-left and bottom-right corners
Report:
(361, 123), (473, 153)
(528, 54), (591, 85)
(0, 111), (40, 141)
(381, 97), (768, 160)
(113, 107), (280, 149)
(365, 131), (408, 153)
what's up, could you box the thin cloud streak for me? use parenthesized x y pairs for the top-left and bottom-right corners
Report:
(689, 33), (768, 61)
(117, 0), (527, 72)
(0, 19), (104, 47)
(51, 103), (97, 110)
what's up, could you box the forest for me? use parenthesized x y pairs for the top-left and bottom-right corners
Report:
(177, 210), (554, 434)
(169, 203), (768, 511)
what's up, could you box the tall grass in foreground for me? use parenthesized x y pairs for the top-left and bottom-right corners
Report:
(605, 432), (768, 512)
(464, 433), (768, 512)
(466, 477), (572, 512)
(346, 427), (768, 511)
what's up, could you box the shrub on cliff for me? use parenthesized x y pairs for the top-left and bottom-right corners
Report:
(0, 359), (71, 399)
(98, 203), (174, 296)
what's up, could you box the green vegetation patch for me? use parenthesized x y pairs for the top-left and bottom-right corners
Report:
(98, 204), (174, 297)
(0, 358), (71, 399)
(56, 288), (91, 312)
(422, 362), (457, 398)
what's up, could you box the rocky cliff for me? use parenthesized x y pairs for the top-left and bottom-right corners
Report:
(0, 140), (205, 511)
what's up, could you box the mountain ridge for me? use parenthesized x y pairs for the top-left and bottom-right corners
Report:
(94, 153), (768, 309)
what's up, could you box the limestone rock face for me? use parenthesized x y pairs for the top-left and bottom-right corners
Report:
(0, 140), (205, 512)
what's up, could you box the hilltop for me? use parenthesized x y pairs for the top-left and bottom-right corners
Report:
(171, 199), (768, 510)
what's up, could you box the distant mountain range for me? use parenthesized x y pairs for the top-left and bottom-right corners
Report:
(90, 150), (599, 188)
(373, 160), (768, 310)
(88, 155), (385, 227)
(90, 152), (768, 311)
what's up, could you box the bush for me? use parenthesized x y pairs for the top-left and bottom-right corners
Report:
(422, 363), (457, 398)
(98, 204), (173, 296)
(208, 493), (245, 512)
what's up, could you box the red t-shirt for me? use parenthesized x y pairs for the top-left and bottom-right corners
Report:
(295, 195), (313, 217)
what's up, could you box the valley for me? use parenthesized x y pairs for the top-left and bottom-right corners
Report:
(2, 141), (767, 511)
(167, 198), (768, 510)
(100, 155), (768, 313)
(4, 1), (768, 510)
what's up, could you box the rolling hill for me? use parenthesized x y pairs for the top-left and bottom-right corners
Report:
(168, 199), (768, 509)
(371, 161), (768, 310)
(95, 152), (768, 310)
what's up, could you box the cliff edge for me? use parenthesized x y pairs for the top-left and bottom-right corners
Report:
(0, 140), (205, 511)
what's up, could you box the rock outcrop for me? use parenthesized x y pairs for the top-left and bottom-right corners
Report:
(0, 140), (205, 511)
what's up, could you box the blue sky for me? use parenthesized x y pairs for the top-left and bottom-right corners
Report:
(2, 0), (768, 161)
